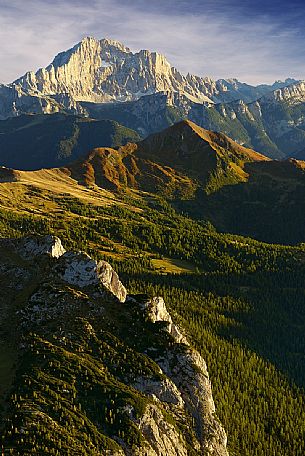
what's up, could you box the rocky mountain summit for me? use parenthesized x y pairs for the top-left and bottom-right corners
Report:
(0, 235), (228, 455)
(13, 36), (285, 107)
(0, 37), (297, 121)
(0, 36), (303, 159)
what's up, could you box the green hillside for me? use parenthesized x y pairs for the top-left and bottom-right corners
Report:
(62, 120), (305, 244)
(0, 170), (304, 455)
(0, 113), (140, 170)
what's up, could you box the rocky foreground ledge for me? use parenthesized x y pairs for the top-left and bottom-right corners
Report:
(0, 235), (228, 455)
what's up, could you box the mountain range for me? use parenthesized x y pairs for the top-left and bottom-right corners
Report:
(1, 36), (304, 158)
(11, 37), (295, 107)
(1, 35), (305, 456)
(1, 118), (305, 244)
(1, 131), (305, 455)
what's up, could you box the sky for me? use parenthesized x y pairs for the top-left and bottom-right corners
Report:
(0, 0), (305, 85)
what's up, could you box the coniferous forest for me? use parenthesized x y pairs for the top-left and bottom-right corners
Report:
(2, 8), (305, 454)
(0, 190), (304, 455)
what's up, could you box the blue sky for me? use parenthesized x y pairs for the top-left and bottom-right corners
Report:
(0, 0), (304, 85)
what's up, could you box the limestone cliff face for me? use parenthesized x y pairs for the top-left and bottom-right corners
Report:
(0, 37), (302, 159)
(203, 80), (305, 158)
(1, 36), (296, 121)
(14, 37), (215, 105)
(57, 251), (127, 302)
(139, 296), (188, 344)
(0, 235), (229, 455)
(15, 236), (127, 302)
(0, 83), (81, 120)
(13, 37), (295, 110)
(139, 296), (228, 456)
(261, 81), (305, 104)
(17, 235), (66, 259)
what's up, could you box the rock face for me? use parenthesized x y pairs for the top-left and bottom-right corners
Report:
(12, 37), (238, 106)
(140, 296), (228, 456)
(18, 235), (66, 259)
(0, 234), (229, 455)
(132, 376), (184, 408)
(139, 296), (188, 345)
(201, 81), (305, 158)
(58, 251), (127, 302)
(262, 81), (305, 104)
(0, 83), (68, 120)
(13, 235), (127, 302)
(134, 404), (189, 456)
(0, 36), (303, 158)
(0, 36), (297, 122)
(158, 348), (228, 456)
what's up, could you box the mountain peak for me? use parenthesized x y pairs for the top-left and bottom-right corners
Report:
(2, 36), (301, 145)
(50, 36), (131, 70)
(79, 35), (99, 45)
(142, 119), (269, 161)
(156, 119), (268, 162)
(13, 36), (288, 111)
(260, 80), (305, 104)
(100, 37), (131, 52)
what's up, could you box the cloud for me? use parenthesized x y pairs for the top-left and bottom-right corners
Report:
(0, 0), (304, 84)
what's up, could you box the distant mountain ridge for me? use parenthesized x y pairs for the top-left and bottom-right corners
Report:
(13, 37), (294, 107)
(82, 84), (305, 159)
(0, 36), (304, 158)
(0, 37), (297, 116)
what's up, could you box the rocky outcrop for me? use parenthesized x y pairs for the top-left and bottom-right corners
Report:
(132, 376), (184, 408)
(139, 296), (188, 344)
(57, 251), (127, 302)
(140, 295), (228, 456)
(1, 234), (228, 455)
(261, 81), (305, 104)
(157, 347), (228, 456)
(133, 404), (189, 456)
(18, 235), (66, 259)
(0, 166), (21, 183)
(9, 235), (126, 302)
